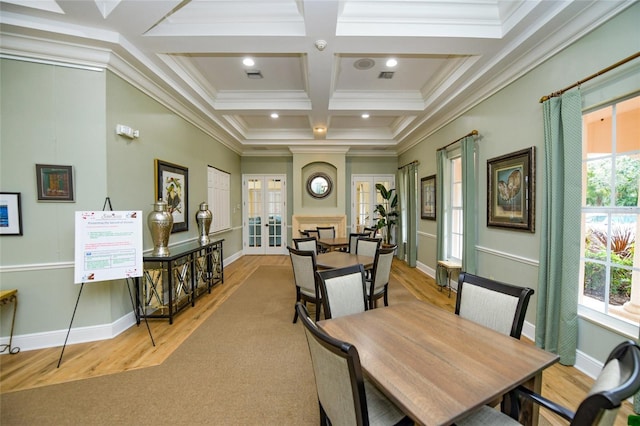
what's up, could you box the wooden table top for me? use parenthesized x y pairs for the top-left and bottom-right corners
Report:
(316, 251), (374, 270)
(319, 300), (559, 426)
(317, 237), (350, 251)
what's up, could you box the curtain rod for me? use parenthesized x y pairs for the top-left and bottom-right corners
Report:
(398, 160), (419, 170)
(539, 51), (640, 103)
(436, 130), (478, 152)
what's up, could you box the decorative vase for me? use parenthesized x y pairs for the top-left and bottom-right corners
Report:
(196, 202), (212, 245)
(148, 200), (173, 256)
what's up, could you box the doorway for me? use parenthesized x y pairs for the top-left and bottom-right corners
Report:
(243, 175), (287, 255)
(351, 175), (395, 233)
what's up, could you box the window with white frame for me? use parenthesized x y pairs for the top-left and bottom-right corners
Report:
(444, 148), (463, 262)
(579, 94), (639, 334)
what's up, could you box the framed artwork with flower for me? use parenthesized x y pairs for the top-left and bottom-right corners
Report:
(155, 159), (189, 233)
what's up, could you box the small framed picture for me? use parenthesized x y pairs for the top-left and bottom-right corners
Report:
(36, 164), (75, 202)
(155, 159), (189, 233)
(487, 147), (535, 232)
(421, 175), (436, 220)
(0, 192), (23, 236)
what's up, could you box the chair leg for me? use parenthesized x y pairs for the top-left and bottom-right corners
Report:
(293, 307), (298, 324)
(383, 289), (389, 306)
(319, 402), (328, 426)
(315, 302), (321, 321)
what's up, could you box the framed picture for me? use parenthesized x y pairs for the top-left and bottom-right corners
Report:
(421, 175), (436, 220)
(487, 147), (535, 232)
(155, 159), (189, 233)
(36, 164), (74, 202)
(0, 192), (23, 236)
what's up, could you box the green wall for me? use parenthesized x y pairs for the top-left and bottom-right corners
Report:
(0, 61), (241, 343)
(399, 3), (640, 363)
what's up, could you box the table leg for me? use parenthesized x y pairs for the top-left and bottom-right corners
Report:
(501, 372), (542, 426)
(0, 293), (19, 354)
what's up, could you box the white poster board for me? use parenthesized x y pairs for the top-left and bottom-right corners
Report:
(74, 211), (143, 284)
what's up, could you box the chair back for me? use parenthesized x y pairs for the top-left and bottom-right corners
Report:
(455, 272), (533, 339)
(287, 246), (318, 298)
(293, 236), (317, 254)
(573, 340), (640, 426)
(348, 233), (369, 253)
(370, 246), (396, 295)
(306, 229), (320, 240)
(363, 227), (377, 238)
(317, 226), (336, 240)
(296, 302), (368, 425)
(316, 264), (368, 319)
(355, 237), (381, 258)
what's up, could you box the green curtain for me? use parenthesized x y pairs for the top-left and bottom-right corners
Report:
(397, 163), (418, 267)
(461, 136), (477, 274)
(436, 149), (447, 287)
(537, 89), (581, 365)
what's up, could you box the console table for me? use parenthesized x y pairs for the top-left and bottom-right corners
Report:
(135, 239), (224, 324)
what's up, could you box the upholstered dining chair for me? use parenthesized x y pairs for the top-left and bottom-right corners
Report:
(288, 246), (321, 323)
(347, 233), (370, 253)
(316, 264), (368, 319)
(455, 340), (640, 426)
(367, 245), (396, 309)
(363, 226), (378, 238)
(293, 236), (318, 254)
(455, 272), (534, 340)
(355, 237), (381, 258)
(316, 226), (336, 240)
(296, 302), (413, 426)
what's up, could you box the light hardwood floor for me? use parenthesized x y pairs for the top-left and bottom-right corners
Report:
(0, 255), (634, 425)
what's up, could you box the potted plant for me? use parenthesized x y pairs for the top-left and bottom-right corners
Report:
(374, 183), (398, 245)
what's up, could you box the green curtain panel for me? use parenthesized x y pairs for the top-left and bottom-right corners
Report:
(436, 149), (447, 287)
(397, 163), (418, 267)
(537, 89), (581, 365)
(461, 136), (477, 274)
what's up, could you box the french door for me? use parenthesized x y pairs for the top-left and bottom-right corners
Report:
(351, 175), (395, 233)
(243, 175), (287, 255)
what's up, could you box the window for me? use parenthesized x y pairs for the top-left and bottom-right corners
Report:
(442, 147), (463, 262)
(579, 94), (639, 333)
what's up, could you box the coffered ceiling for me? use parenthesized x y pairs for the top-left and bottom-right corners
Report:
(0, 0), (633, 155)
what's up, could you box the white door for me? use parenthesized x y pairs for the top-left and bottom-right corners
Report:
(351, 175), (395, 233)
(243, 175), (287, 255)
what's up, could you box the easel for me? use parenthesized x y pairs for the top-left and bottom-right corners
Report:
(58, 197), (155, 368)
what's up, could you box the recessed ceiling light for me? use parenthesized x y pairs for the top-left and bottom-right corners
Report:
(243, 57), (255, 67)
(271, 113), (279, 118)
(362, 113), (370, 119)
(386, 58), (398, 67)
(314, 127), (325, 133)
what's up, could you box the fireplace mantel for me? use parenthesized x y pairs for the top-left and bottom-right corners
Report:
(292, 215), (347, 237)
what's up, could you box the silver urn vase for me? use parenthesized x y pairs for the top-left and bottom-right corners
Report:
(196, 202), (212, 245)
(148, 200), (173, 256)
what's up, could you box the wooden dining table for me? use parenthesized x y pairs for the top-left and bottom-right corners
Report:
(315, 251), (374, 270)
(317, 237), (350, 252)
(319, 300), (559, 426)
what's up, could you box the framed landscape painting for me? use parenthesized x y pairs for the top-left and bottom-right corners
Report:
(155, 159), (189, 233)
(487, 147), (535, 232)
(421, 175), (436, 220)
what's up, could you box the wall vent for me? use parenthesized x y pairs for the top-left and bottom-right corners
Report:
(245, 70), (263, 79)
(378, 71), (394, 79)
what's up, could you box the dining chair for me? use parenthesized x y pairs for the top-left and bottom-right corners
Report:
(456, 339), (640, 426)
(367, 245), (396, 309)
(355, 237), (381, 258)
(316, 264), (368, 319)
(296, 302), (413, 426)
(347, 232), (369, 253)
(455, 272), (534, 339)
(287, 246), (322, 323)
(363, 226), (378, 238)
(293, 236), (318, 254)
(317, 226), (336, 241)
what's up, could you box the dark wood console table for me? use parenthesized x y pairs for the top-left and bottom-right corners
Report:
(135, 239), (224, 324)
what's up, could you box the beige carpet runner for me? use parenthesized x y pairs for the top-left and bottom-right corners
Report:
(1, 265), (416, 425)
